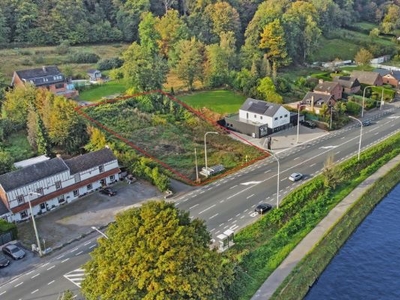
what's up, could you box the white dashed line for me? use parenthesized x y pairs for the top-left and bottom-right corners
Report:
(75, 251), (83, 256)
(189, 204), (199, 209)
(89, 244), (96, 249)
(246, 194), (254, 199)
(209, 214), (218, 220)
(31, 289), (39, 294)
(236, 213), (240, 217)
(47, 265), (55, 271)
(84, 241), (91, 246)
(228, 218), (233, 222)
(70, 247), (79, 253)
(61, 258), (70, 263)
(199, 204), (216, 214)
(31, 274), (40, 279)
(42, 263), (49, 267)
(48, 280), (55, 285)
(15, 282), (23, 287)
(0, 291), (5, 296)
(229, 185), (238, 189)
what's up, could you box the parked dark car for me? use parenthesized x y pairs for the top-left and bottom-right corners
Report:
(255, 203), (272, 214)
(99, 188), (117, 196)
(301, 120), (316, 128)
(362, 120), (371, 126)
(0, 253), (10, 267)
(3, 244), (25, 260)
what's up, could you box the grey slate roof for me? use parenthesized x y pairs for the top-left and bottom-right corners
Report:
(0, 158), (69, 192)
(373, 68), (400, 80)
(333, 76), (360, 89)
(240, 98), (280, 117)
(314, 81), (340, 94)
(14, 66), (65, 87)
(302, 92), (333, 107)
(64, 148), (117, 175)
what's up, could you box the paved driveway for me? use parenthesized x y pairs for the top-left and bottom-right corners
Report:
(16, 180), (162, 251)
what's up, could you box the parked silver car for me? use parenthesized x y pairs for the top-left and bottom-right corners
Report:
(0, 252), (10, 267)
(3, 244), (26, 260)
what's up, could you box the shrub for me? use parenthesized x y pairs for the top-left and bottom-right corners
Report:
(56, 40), (71, 55)
(68, 51), (100, 64)
(97, 57), (123, 71)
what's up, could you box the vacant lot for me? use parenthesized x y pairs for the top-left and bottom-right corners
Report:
(178, 90), (246, 114)
(81, 93), (265, 182)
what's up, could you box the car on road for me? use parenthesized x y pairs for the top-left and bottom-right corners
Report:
(301, 120), (316, 129)
(289, 172), (303, 182)
(0, 253), (10, 267)
(362, 120), (371, 126)
(2, 244), (25, 260)
(99, 187), (117, 196)
(255, 203), (272, 214)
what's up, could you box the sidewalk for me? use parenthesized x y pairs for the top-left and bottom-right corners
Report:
(251, 154), (400, 299)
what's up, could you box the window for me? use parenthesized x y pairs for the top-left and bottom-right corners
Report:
(36, 187), (44, 195)
(254, 114), (257, 118)
(17, 195), (25, 204)
(284, 114), (288, 117)
(40, 203), (46, 209)
(58, 196), (65, 204)
(274, 117), (278, 120)
(260, 116), (263, 120)
(55, 181), (62, 189)
(87, 184), (92, 190)
(99, 165), (104, 173)
(110, 175), (115, 181)
(280, 116), (282, 119)
(55, 83), (64, 89)
(73, 190), (79, 197)
(20, 210), (28, 219)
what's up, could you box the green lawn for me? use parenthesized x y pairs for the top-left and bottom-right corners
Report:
(78, 81), (127, 102)
(312, 37), (360, 61)
(178, 90), (246, 114)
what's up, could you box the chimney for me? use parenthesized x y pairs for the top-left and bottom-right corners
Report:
(42, 66), (47, 73)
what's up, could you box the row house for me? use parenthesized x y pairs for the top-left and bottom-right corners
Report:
(11, 66), (78, 99)
(0, 148), (120, 223)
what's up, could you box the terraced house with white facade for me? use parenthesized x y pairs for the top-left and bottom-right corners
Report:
(0, 147), (120, 223)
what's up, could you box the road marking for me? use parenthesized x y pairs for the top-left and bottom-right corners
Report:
(83, 241), (91, 246)
(48, 280), (55, 285)
(189, 204), (199, 209)
(75, 251), (83, 256)
(220, 200), (224, 203)
(199, 190), (205, 194)
(42, 263), (49, 267)
(310, 163), (316, 167)
(215, 231), (220, 234)
(228, 218), (233, 222)
(31, 273), (40, 279)
(280, 178), (286, 182)
(31, 289), (39, 294)
(246, 194), (254, 199)
(56, 254), (65, 260)
(61, 258), (70, 263)
(64, 268), (86, 288)
(70, 247), (79, 253)
(236, 213), (240, 217)
(240, 181), (262, 186)
(229, 185), (238, 189)
(341, 136), (345, 139)
(210, 228), (215, 232)
(89, 244), (96, 249)
(209, 214), (218, 220)
(293, 157), (299, 160)
(250, 212), (258, 217)
(335, 151), (340, 155)
(0, 291), (5, 296)
(375, 132), (379, 135)
(26, 271), (33, 276)
(199, 204), (216, 214)
(47, 265), (55, 270)
(319, 145), (338, 149)
(15, 282), (23, 287)
(240, 215), (245, 219)
(264, 169), (271, 174)
(230, 225), (239, 230)
(243, 209), (248, 213)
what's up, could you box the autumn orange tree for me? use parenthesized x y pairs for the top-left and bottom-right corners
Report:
(81, 201), (233, 300)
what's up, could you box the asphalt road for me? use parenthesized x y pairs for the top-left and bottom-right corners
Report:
(1, 106), (400, 299)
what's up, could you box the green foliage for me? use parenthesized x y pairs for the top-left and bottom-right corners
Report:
(55, 40), (71, 55)
(67, 51), (100, 64)
(0, 151), (14, 174)
(323, 154), (341, 190)
(97, 57), (124, 71)
(59, 290), (74, 300)
(81, 201), (233, 299)
(257, 77), (283, 103)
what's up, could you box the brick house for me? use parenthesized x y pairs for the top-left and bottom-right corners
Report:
(313, 81), (343, 100)
(11, 66), (78, 99)
(0, 147), (120, 223)
(301, 92), (335, 115)
(350, 71), (383, 86)
(373, 68), (400, 88)
(333, 76), (361, 94)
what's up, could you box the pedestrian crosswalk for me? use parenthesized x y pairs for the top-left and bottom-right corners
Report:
(64, 268), (86, 287)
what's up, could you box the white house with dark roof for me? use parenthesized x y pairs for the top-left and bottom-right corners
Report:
(0, 147), (120, 223)
(224, 98), (291, 138)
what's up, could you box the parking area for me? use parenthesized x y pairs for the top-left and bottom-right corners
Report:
(15, 180), (162, 252)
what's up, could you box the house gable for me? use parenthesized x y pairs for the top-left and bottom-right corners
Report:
(350, 71), (383, 86)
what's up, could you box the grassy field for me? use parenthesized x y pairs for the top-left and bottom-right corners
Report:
(312, 37), (360, 61)
(79, 81), (127, 101)
(178, 90), (246, 114)
(0, 44), (129, 81)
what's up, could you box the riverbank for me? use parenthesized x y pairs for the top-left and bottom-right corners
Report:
(266, 155), (400, 299)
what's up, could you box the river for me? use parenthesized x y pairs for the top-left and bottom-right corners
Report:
(305, 183), (400, 300)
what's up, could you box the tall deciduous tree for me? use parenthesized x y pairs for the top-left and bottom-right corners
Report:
(259, 19), (290, 77)
(81, 201), (233, 299)
(354, 48), (373, 65)
(139, 12), (160, 55)
(0, 151), (14, 175)
(257, 76), (283, 104)
(2, 85), (36, 128)
(155, 9), (189, 58)
(122, 42), (169, 92)
(175, 38), (205, 90)
(205, 2), (241, 41)
(85, 126), (107, 151)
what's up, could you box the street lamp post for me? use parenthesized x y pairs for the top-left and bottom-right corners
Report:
(296, 103), (306, 144)
(362, 86), (374, 118)
(264, 149), (280, 209)
(28, 192), (43, 256)
(349, 116), (363, 161)
(91, 226), (109, 239)
(204, 132), (218, 172)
